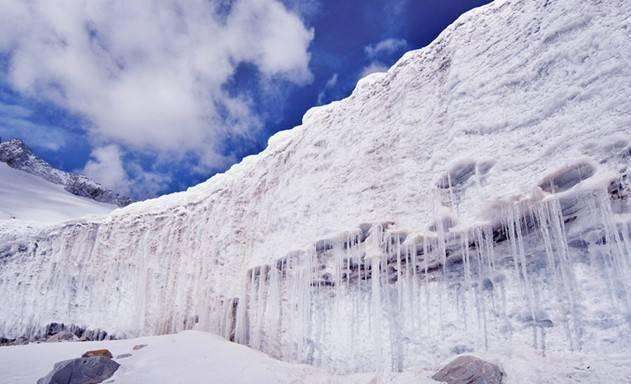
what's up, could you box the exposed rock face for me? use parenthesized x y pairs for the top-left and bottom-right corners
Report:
(433, 356), (504, 384)
(36, 357), (119, 384)
(0, 323), (115, 345)
(0, 139), (131, 206)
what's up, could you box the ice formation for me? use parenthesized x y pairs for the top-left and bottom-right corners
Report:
(1, 0), (631, 375)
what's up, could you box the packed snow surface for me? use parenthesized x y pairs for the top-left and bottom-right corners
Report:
(1, 331), (630, 384)
(1, 0), (631, 377)
(0, 162), (116, 222)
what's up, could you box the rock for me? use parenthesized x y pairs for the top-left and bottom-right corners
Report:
(37, 357), (120, 384)
(433, 355), (504, 384)
(115, 353), (132, 359)
(82, 349), (113, 359)
(47, 331), (77, 343)
(450, 344), (473, 355)
(132, 344), (147, 351)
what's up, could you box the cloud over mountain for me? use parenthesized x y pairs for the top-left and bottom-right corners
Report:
(0, 0), (314, 191)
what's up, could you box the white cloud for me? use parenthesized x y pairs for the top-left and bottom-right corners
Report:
(81, 145), (130, 195)
(284, 0), (321, 17)
(360, 38), (407, 81)
(364, 38), (408, 59)
(359, 62), (389, 79)
(317, 73), (338, 105)
(81, 145), (169, 197)
(0, 0), (314, 186)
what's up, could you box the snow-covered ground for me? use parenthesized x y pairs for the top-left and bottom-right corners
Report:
(1, 331), (630, 384)
(0, 163), (116, 223)
(0, 331), (370, 384)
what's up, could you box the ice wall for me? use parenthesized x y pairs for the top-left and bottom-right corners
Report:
(1, 0), (631, 374)
(235, 180), (631, 373)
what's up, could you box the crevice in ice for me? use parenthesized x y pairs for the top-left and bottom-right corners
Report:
(539, 161), (596, 193)
(435, 159), (494, 190)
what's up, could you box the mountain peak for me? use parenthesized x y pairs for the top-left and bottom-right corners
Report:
(0, 138), (132, 207)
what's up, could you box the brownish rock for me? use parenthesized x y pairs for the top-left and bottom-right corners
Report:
(81, 349), (113, 359)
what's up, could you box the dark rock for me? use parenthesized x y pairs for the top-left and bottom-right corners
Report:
(433, 355), (504, 384)
(82, 349), (113, 359)
(132, 344), (147, 351)
(44, 323), (108, 342)
(450, 344), (474, 355)
(37, 357), (120, 384)
(482, 278), (494, 291)
(115, 353), (132, 359)
(47, 331), (77, 343)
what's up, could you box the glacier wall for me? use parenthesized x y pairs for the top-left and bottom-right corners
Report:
(1, 0), (631, 374)
(235, 184), (631, 373)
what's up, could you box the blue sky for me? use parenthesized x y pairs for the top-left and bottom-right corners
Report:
(0, 0), (490, 198)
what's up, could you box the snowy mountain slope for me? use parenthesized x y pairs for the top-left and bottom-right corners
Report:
(0, 163), (116, 222)
(0, 139), (131, 207)
(1, 0), (631, 376)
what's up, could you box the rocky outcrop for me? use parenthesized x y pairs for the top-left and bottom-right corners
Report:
(0, 323), (114, 345)
(433, 356), (504, 384)
(47, 331), (77, 343)
(36, 357), (119, 384)
(0, 138), (131, 206)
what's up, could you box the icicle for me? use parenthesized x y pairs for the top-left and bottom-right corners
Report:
(595, 191), (631, 318)
(234, 272), (250, 345)
(505, 205), (538, 350)
(462, 230), (471, 333)
(423, 236), (431, 337)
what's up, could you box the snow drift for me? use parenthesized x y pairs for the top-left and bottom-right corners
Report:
(1, 0), (631, 375)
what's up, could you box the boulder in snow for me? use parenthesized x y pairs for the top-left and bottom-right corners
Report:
(37, 357), (119, 384)
(433, 355), (504, 384)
